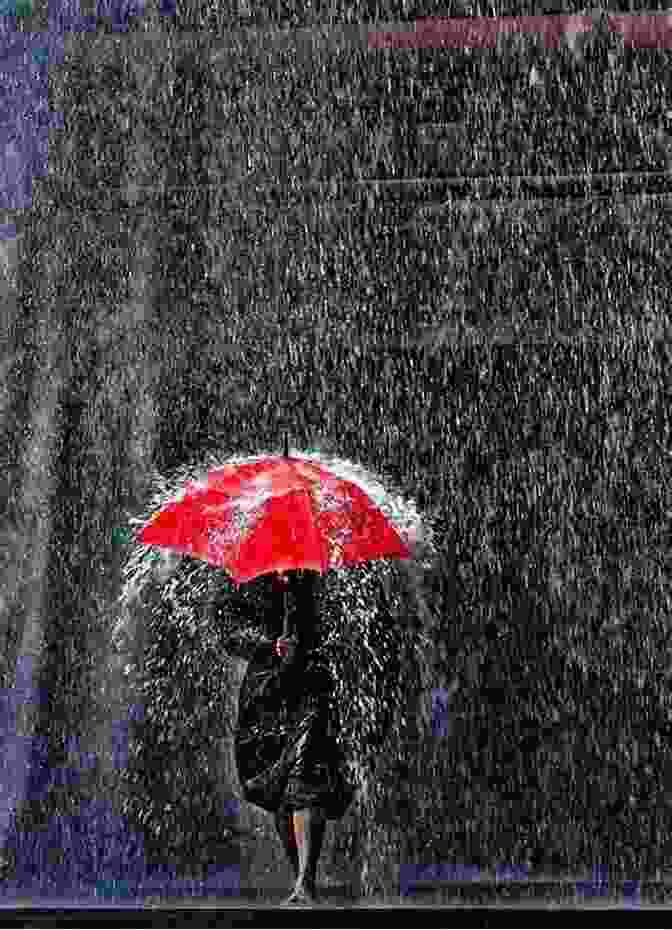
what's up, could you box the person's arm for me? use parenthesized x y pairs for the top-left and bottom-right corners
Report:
(213, 598), (275, 663)
(221, 625), (276, 663)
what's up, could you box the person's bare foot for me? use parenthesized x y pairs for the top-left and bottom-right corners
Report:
(282, 885), (318, 906)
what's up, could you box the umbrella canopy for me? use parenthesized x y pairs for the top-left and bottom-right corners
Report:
(135, 448), (413, 586)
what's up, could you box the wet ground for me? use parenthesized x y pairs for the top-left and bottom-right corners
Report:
(1, 802), (670, 910)
(0, 891), (668, 911)
(1, 869), (670, 910)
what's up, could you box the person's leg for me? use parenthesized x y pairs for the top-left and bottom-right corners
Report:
(289, 806), (327, 901)
(274, 810), (299, 880)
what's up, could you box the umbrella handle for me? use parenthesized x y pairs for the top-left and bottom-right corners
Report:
(281, 584), (292, 639)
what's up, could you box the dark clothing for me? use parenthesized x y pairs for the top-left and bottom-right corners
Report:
(217, 572), (357, 821)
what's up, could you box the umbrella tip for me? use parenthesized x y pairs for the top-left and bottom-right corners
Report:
(283, 432), (289, 458)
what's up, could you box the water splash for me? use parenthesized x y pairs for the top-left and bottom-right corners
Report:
(112, 444), (438, 885)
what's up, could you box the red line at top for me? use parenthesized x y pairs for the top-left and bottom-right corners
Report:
(368, 13), (672, 50)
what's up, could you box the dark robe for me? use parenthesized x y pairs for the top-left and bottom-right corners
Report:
(216, 570), (357, 820)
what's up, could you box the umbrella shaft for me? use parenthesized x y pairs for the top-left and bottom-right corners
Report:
(282, 587), (292, 639)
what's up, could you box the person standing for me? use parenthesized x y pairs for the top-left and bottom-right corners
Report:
(217, 568), (356, 905)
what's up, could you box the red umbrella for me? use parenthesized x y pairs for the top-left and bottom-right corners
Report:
(136, 437), (413, 595)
